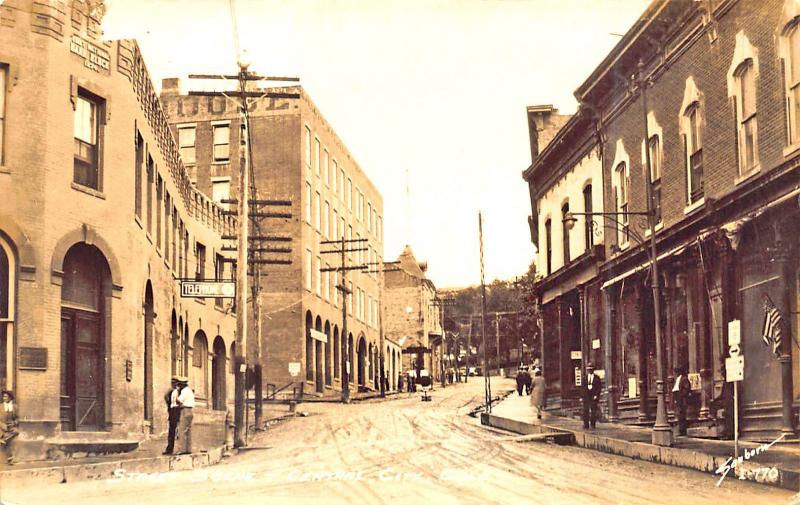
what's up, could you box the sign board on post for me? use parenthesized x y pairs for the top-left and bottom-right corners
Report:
(727, 320), (741, 346)
(180, 280), (236, 298)
(726, 356), (744, 382)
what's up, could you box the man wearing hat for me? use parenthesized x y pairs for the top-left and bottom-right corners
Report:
(581, 363), (602, 429)
(175, 376), (195, 455)
(163, 376), (181, 455)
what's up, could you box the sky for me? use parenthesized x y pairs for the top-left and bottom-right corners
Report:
(102, 0), (648, 289)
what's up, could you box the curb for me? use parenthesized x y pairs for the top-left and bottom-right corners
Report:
(480, 412), (799, 491)
(0, 446), (229, 487)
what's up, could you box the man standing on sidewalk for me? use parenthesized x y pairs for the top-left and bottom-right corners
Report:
(175, 377), (195, 455)
(581, 363), (602, 429)
(163, 377), (181, 455)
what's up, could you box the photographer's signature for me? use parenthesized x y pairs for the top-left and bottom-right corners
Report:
(714, 433), (785, 486)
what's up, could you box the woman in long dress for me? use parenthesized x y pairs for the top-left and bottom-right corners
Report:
(530, 368), (545, 421)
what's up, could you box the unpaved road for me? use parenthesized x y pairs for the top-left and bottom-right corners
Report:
(3, 379), (794, 505)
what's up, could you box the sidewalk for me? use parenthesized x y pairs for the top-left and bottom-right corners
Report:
(482, 391), (800, 491)
(0, 403), (295, 488)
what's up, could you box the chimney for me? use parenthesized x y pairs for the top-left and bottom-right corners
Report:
(160, 78), (181, 97)
(526, 105), (557, 163)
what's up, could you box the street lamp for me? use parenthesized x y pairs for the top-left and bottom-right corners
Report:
(564, 148), (672, 447)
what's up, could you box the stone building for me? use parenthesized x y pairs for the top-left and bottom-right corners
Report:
(523, 0), (800, 440)
(383, 246), (442, 381)
(160, 79), (389, 396)
(0, 0), (236, 460)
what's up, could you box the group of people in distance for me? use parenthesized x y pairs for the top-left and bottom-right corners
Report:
(163, 375), (195, 455)
(515, 362), (546, 421)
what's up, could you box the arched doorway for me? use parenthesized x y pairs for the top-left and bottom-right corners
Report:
(192, 331), (209, 405)
(357, 337), (367, 387)
(183, 322), (190, 376)
(333, 326), (340, 381)
(348, 334), (354, 384)
(143, 281), (155, 429)
(305, 312), (313, 382)
(315, 316), (323, 394)
(60, 243), (111, 431)
(324, 322), (332, 387)
(212, 336), (227, 410)
(170, 311), (179, 376)
(0, 236), (14, 392)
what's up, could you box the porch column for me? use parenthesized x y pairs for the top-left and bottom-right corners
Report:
(662, 271), (675, 421)
(556, 296), (565, 401)
(579, 284), (588, 376)
(603, 285), (619, 421)
(771, 233), (797, 437)
(636, 281), (649, 423)
(692, 247), (712, 421)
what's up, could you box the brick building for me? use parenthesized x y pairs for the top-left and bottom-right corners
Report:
(383, 246), (442, 382)
(524, 0), (799, 440)
(160, 79), (390, 396)
(0, 0), (237, 461)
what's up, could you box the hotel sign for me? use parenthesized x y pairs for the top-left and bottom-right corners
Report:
(180, 280), (236, 299)
(70, 35), (110, 74)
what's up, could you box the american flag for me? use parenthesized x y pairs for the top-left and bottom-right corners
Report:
(761, 295), (783, 356)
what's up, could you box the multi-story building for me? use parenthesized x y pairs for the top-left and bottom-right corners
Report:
(383, 246), (442, 380)
(522, 106), (605, 416)
(160, 79), (388, 396)
(0, 0), (237, 461)
(523, 0), (800, 441)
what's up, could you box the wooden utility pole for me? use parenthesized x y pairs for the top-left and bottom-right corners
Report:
(479, 212), (491, 412)
(321, 236), (369, 403)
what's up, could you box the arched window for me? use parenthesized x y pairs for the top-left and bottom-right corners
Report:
(192, 331), (209, 405)
(211, 336), (226, 410)
(785, 21), (800, 145)
(60, 243), (110, 431)
(735, 60), (758, 173)
(0, 237), (13, 392)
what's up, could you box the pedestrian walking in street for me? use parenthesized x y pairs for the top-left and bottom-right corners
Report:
(163, 376), (181, 455)
(530, 368), (546, 421)
(581, 363), (602, 429)
(672, 366), (691, 436)
(515, 367), (526, 396)
(522, 366), (532, 395)
(0, 390), (19, 465)
(398, 373), (404, 392)
(175, 376), (195, 455)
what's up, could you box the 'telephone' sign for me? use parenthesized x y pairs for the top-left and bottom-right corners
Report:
(180, 281), (236, 299)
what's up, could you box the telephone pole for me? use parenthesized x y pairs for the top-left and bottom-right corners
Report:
(321, 236), (369, 403)
(478, 212), (491, 412)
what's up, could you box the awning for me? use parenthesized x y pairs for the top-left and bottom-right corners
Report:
(310, 329), (327, 343)
(600, 242), (689, 290)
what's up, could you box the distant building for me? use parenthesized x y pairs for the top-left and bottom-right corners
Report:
(383, 246), (442, 379)
(0, 1), (235, 460)
(160, 79), (388, 396)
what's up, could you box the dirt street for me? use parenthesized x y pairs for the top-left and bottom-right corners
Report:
(4, 378), (794, 505)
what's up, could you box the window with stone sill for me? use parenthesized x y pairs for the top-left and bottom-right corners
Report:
(178, 125), (196, 165)
(73, 91), (103, 190)
(0, 65), (5, 166)
(647, 135), (662, 225)
(684, 102), (704, 203)
(212, 124), (230, 162)
(784, 21), (800, 147)
(734, 60), (758, 175)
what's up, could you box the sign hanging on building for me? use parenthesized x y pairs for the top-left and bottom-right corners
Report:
(180, 280), (235, 298)
(310, 329), (327, 343)
(288, 362), (301, 377)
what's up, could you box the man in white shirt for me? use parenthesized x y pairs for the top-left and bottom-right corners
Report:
(175, 377), (194, 455)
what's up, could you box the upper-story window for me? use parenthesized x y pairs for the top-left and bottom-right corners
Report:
(212, 177), (231, 210)
(647, 135), (662, 224)
(735, 60), (758, 174)
(544, 218), (552, 276)
(323, 149), (330, 186)
(347, 178), (353, 210)
(212, 124), (230, 162)
(304, 126), (311, 171)
(583, 184), (593, 250)
(195, 242), (206, 281)
(332, 160), (338, 193)
(135, 131), (144, 219)
(305, 182), (312, 223)
(782, 19), (800, 147)
(614, 161), (630, 246)
(178, 125), (196, 165)
(0, 65), (6, 165)
(314, 138), (321, 176)
(314, 191), (321, 231)
(73, 91), (103, 190)
(561, 203), (570, 266)
(685, 102), (704, 203)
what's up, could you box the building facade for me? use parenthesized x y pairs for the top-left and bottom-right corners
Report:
(0, 0), (237, 461)
(525, 0), (800, 440)
(383, 246), (442, 380)
(160, 79), (390, 396)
